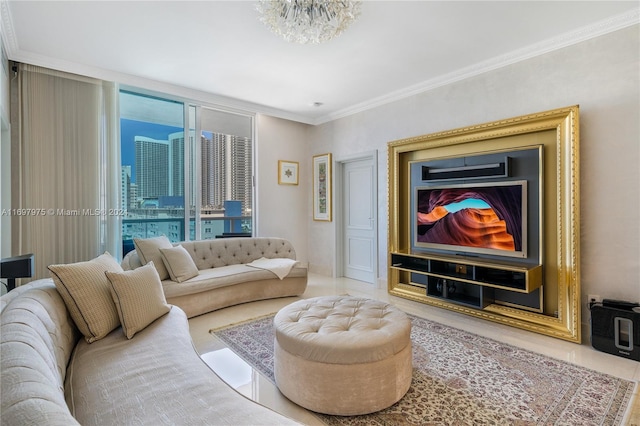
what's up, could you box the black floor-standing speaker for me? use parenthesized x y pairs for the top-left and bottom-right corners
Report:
(590, 299), (640, 361)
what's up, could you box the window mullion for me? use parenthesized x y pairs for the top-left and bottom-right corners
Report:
(183, 105), (190, 241)
(194, 106), (202, 240)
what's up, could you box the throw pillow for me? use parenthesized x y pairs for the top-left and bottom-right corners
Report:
(133, 236), (172, 280)
(159, 245), (199, 283)
(48, 252), (123, 343)
(105, 262), (171, 339)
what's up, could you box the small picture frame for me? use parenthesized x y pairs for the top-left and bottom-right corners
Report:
(278, 160), (299, 185)
(313, 153), (332, 221)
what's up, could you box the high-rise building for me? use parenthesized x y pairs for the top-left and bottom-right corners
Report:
(201, 134), (216, 208)
(129, 183), (138, 209)
(229, 135), (252, 214)
(121, 166), (131, 211)
(135, 136), (169, 199)
(200, 133), (252, 213)
(168, 131), (189, 197)
(168, 132), (184, 197)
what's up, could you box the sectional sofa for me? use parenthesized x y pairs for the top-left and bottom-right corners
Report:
(0, 236), (308, 425)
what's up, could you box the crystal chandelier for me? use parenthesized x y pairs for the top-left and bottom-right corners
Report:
(256, 0), (362, 44)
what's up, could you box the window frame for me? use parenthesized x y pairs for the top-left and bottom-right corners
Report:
(119, 87), (256, 247)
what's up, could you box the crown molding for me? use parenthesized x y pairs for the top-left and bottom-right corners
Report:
(0, 0), (18, 59)
(0, 0), (314, 124)
(6, 48), (316, 125)
(2, 0), (637, 127)
(314, 7), (640, 125)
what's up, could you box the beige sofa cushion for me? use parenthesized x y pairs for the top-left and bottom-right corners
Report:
(160, 263), (307, 299)
(159, 245), (199, 282)
(48, 252), (123, 343)
(133, 236), (172, 280)
(105, 262), (171, 339)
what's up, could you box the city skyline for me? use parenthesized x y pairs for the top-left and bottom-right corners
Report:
(121, 118), (252, 213)
(121, 118), (181, 184)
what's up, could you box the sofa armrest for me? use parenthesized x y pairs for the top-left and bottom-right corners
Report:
(121, 250), (143, 270)
(1, 280), (81, 425)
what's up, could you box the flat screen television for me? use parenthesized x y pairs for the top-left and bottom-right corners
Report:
(414, 180), (527, 259)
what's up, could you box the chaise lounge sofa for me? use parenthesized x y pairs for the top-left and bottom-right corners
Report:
(122, 236), (308, 317)
(1, 272), (302, 425)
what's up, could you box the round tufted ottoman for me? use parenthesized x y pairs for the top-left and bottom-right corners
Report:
(273, 295), (412, 416)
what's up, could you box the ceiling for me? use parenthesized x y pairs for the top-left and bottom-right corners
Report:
(1, 1), (638, 125)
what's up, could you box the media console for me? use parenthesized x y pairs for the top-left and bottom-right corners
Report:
(390, 252), (542, 309)
(386, 107), (581, 342)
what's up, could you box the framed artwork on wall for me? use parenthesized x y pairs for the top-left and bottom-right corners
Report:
(313, 153), (332, 221)
(278, 160), (299, 185)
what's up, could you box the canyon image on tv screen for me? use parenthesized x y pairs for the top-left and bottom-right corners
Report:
(415, 180), (527, 259)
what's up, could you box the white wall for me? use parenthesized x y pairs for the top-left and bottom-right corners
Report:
(307, 26), (640, 317)
(255, 114), (310, 264)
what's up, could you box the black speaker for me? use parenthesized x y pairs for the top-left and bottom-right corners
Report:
(421, 157), (510, 181)
(0, 253), (35, 291)
(590, 300), (640, 361)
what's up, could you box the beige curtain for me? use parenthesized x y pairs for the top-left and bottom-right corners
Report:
(11, 64), (120, 280)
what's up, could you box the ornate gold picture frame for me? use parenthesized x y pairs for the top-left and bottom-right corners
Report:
(387, 106), (581, 342)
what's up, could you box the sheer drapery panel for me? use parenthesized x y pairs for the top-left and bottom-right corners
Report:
(11, 64), (120, 280)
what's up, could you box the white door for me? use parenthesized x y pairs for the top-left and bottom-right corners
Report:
(342, 157), (376, 283)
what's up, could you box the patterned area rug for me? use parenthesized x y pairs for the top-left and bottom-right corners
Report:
(211, 314), (636, 425)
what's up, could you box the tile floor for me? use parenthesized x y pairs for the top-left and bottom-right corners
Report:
(188, 273), (640, 425)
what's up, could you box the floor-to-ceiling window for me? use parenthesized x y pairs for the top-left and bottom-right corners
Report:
(120, 92), (185, 253)
(120, 91), (254, 254)
(198, 107), (253, 240)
